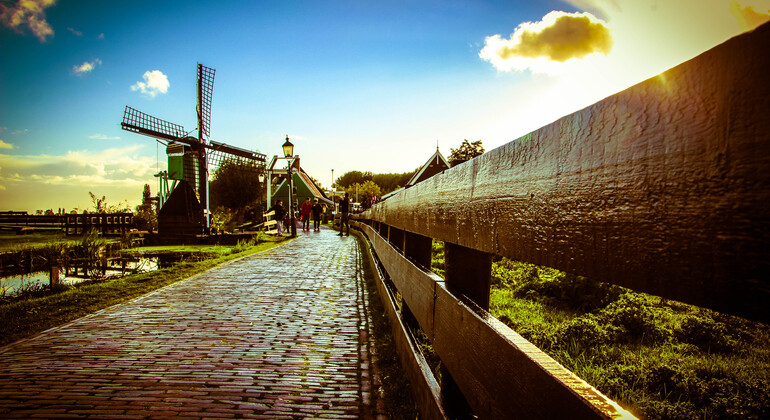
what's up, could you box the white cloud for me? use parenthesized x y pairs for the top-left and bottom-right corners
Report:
(480, 10), (612, 74)
(97, 33), (104, 40)
(67, 26), (82, 36)
(72, 59), (102, 76)
(0, 145), (160, 189)
(89, 134), (120, 140)
(0, 0), (57, 42)
(0, 140), (14, 149)
(10, 129), (28, 135)
(131, 70), (170, 97)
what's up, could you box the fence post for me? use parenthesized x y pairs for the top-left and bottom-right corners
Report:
(444, 242), (493, 310)
(442, 241), (493, 418)
(401, 231), (433, 332)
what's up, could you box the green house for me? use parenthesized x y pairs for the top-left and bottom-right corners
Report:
(272, 169), (333, 213)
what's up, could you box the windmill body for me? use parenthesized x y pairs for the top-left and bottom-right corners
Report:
(121, 63), (266, 238)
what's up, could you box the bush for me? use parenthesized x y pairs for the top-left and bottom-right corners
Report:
(557, 315), (620, 348)
(515, 271), (623, 312)
(491, 257), (537, 289)
(596, 293), (670, 343)
(676, 315), (737, 353)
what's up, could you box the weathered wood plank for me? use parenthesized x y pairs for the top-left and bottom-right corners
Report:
(432, 284), (633, 419)
(353, 222), (448, 420)
(366, 223), (443, 341)
(362, 23), (770, 322)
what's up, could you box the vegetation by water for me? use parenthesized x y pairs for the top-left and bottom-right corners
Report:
(429, 240), (770, 420)
(0, 234), (288, 347)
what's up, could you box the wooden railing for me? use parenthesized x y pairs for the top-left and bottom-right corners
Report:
(0, 213), (65, 230)
(64, 213), (133, 236)
(352, 22), (770, 420)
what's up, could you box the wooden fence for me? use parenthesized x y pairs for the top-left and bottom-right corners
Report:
(64, 213), (133, 236)
(352, 22), (770, 419)
(0, 213), (65, 231)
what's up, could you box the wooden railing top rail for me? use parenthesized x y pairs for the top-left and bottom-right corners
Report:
(358, 22), (770, 323)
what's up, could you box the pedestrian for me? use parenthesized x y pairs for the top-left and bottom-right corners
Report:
(301, 197), (312, 232)
(311, 199), (323, 231)
(338, 192), (350, 236)
(269, 200), (286, 234)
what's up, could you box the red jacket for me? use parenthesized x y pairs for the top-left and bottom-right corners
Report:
(300, 201), (312, 217)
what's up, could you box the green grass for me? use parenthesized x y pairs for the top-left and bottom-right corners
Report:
(0, 236), (290, 347)
(428, 241), (770, 419)
(0, 231), (78, 253)
(488, 260), (770, 419)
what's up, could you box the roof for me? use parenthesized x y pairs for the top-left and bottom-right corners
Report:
(273, 167), (334, 206)
(406, 147), (450, 186)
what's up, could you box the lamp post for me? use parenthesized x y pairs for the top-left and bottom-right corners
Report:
(282, 135), (297, 237)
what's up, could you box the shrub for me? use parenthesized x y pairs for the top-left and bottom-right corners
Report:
(596, 293), (670, 343)
(557, 315), (619, 348)
(676, 315), (737, 353)
(515, 271), (623, 312)
(491, 257), (537, 289)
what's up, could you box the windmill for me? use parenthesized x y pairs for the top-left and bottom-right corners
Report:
(121, 63), (265, 236)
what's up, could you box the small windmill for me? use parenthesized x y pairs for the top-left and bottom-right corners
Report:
(121, 63), (265, 235)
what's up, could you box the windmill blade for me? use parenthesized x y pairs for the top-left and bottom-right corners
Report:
(197, 64), (216, 139)
(121, 106), (186, 143)
(207, 140), (267, 174)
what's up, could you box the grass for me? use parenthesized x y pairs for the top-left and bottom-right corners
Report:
(0, 231), (78, 253)
(428, 240), (770, 419)
(0, 234), (289, 347)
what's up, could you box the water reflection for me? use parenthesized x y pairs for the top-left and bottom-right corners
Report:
(0, 251), (216, 297)
(0, 256), (158, 296)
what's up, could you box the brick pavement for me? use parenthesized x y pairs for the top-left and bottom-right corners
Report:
(0, 227), (385, 419)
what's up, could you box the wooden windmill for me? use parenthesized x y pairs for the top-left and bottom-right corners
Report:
(121, 63), (265, 236)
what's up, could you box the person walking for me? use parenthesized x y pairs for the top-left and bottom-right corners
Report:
(311, 199), (323, 232)
(300, 197), (312, 232)
(338, 192), (350, 236)
(269, 200), (286, 235)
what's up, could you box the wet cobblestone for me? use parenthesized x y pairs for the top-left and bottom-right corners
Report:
(0, 227), (383, 419)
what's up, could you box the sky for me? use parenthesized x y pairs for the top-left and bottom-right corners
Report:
(1, 0), (769, 213)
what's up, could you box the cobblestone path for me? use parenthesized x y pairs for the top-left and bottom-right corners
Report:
(0, 228), (383, 419)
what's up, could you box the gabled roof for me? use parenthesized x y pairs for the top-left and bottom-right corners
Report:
(406, 147), (450, 186)
(273, 167), (334, 206)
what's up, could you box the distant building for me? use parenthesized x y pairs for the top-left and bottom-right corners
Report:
(381, 147), (449, 201)
(272, 167), (334, 211)
(405, 147), (450, 186)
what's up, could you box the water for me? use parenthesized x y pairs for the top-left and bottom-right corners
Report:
(0, 257), (159, 296)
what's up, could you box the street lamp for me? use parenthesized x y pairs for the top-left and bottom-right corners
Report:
(283, 135), (297, 237)
(282, 135), (294, 158)
(264, 135), (298, 237)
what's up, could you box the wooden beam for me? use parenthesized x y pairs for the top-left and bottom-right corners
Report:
(432, 285), (632, 419)
(362, 23), (770, 322)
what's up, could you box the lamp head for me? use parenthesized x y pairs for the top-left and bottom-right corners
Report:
(282, 135), (294, 158)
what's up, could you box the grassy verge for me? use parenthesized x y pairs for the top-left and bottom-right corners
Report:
(0, 231), (79, 253)
(429, 240), (770, 419)
(0, 235), (289, 347)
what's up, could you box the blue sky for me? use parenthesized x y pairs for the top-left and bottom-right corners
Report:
(1, 0), (768, 212)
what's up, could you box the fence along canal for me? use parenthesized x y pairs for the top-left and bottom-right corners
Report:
(352, 22), (770, 419)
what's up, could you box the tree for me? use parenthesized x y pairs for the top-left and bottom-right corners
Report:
(336, 171), (372, 189)
(346, 180), (382, 209)
(449, 139), (484, 165)
(209, 159), (264, 211)
(209, 159), (264, 230)
(371, 171), (416, 194)
(133, 184), (157, 232)
(88, 192), (130, 213)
